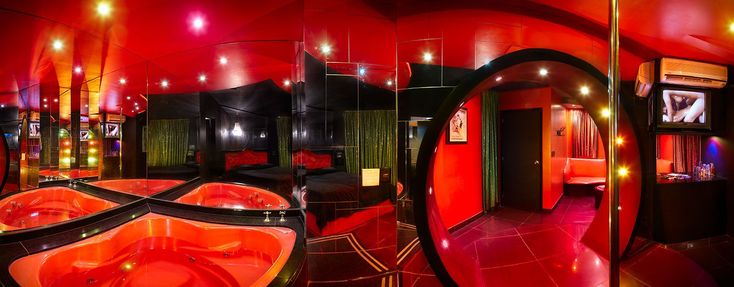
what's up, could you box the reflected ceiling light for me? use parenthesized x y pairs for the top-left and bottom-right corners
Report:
(192, 17), (204, 30)
(74, 66), (83, 74)
(422, 52), (433, 63)
(97, 2), (112, 17)
(43, 104), (48, 108)
(730, 23), (734, 33)
(218, 56), (228, 65)
(53, 98), (58, 103)
(601, 108), (611, 118)
(580, 86), (590, 96)
(85, 104), (89, 108)
(359, 67), (366, 76)
(52, 39), (64, 51)
(126, 96), (131, 100)
(43, 98), (48, 102)
(283, 79), (291, 86)
(615, 136), (624, 145)
(539, 68), (549, 77)
(160, 79), (169, 88)
(119, 78), (127, 85)
(319, 43), (331, 55)
(198, 74), (207, 83)
(618, 167), (629, 177)
(1, 104), (4, 108)
(495, 76), (503, 82)
(231, 122), (243, 137)
(386, 80), (393, 86)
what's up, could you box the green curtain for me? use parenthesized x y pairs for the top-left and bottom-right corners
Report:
(147, 119), (189, 167)
(482, 90), (500, 211)
(276, 116), (292, 168)
(344, 110), (396, 183)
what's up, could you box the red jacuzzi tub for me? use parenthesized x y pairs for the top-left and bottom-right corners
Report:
(87, 179), (185, 197)
(175, 183), (290, 209)
(9, 213), (297, 287)
(0, 187), (117, 231)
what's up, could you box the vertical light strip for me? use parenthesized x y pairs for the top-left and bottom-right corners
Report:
(607, 0), (621, 286)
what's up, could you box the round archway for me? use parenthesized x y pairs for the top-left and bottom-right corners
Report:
(412, 49), (643, 286)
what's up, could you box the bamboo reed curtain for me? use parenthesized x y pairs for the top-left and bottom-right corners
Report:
(147, 119), (189, 167)
(277, 116), (292, 168)
(481, 91), (500, 211)
(344, 110), (396, 182)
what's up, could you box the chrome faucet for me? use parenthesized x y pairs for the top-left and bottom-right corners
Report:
(263, 204), (272, 222)
(279, 204), (286, 222)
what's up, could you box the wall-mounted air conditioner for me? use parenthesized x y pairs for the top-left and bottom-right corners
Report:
(635, 58), (727, 97)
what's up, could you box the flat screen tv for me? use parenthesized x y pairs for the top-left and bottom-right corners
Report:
(104, 123), (120, 138)
(656, 87), (711, 131)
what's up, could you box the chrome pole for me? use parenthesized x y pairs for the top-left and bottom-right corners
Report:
(608, 0), (620, 286)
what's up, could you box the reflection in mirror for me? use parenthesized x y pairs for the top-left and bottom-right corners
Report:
(144, 42), (300, 210)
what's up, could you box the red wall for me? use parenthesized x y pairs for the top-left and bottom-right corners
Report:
(433, 95), (483, 229)
(550, 104), (567, 210)
(658, 134), (674, 160)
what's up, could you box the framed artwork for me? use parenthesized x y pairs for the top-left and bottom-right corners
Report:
(446, 107), (468, 143)
(28, 122), (40, 138)
(104, 123), (120, 138)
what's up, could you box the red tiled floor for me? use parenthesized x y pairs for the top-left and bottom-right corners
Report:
(521, 227), (579, 258)
(475, 236), (536, 268)
(481, 261), (557, 286)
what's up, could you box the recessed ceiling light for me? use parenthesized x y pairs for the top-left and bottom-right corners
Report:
(580, 86), (590, 95)
(422, 52), (433, 63)
(495, 76), (503, 82)
(283, 79), (291, 86)
(43, 98), (47, 102)
(320, 43), (331, 55)
(386, 80), (393, 86)
(97, 2), (111, 17)
(539, 68), (549, 76)
(1, 104), (5, 108)
(161, 79), (169, 88)
(43, 104), (48, 108)
(74, 66), (82, 74)
(193, 17), (204, 30)
(359, 67), (366, 76)
(53, 98), (58, 103)
(126, 96), (131, 100)
(601, 108), (611, 118)
(219, 56), (228, 65)
(119, 78), (127, 85)
(198, 74), (207, 83)
(52, 39), (63, 51)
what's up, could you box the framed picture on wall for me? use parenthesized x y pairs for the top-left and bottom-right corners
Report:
(104, 123), (120, 138)
(446, 107), (468, 143)
(28, 122), (40, 138)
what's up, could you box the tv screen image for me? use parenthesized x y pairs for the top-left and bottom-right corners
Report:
(104, 123), (120, 138)
(657, 88), (711, 130)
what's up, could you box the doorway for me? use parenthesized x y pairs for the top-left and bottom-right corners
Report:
(500, 108), (542, 211)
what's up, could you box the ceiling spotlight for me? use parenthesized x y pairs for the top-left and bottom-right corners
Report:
(53, 98), (58, 103)
(495, 76), (503, 82)
(43, 104), (48, 108)
(219, 56), (228, 65)
(615, 137), (624, 145)
(97, 2), (112, 17)
(539, 68), (549, 77)
(359, 67), (366, 76)
(198, 74), (207, 83)
(126, 96), (131, 100)
(320, 43), (331, 55)
(74, 66), (82, 74)
(601, 108), (611, 118)
(386, 80), (393, 86)
(84, 104), (89, 108)
(283, 79), (291, 87)
(135, 106), (139, 110)
(43, 98), (47, 102)
(119, 78), (127, 85)
(422, 52), (433, 63)
(192, 17), (204, 30)
(618, 167), (629, 177)
(580, 86), (590, 96)
(160, 79), (169, 88)
(52, 39), (64, 51)
(0, 104), (4, 108)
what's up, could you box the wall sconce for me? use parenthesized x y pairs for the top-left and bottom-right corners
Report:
(231, 122), (243, 137)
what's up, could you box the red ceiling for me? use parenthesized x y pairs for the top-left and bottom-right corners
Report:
(1, 0), (732, 115)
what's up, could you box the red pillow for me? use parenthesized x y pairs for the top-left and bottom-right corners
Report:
(225, 149), (268, 171)
(293, 150), (332, 170)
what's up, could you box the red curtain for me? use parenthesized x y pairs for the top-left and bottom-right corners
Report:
(672, 135), (700, 174)
(570, 109), (599, 158)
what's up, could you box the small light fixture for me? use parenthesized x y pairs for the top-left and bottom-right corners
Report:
(96, 2), (112, 17)
(126, 96), (131, 100)
(729, 23), (734, 33)
(218, 56), (228, 65)
(283, 79), (291, 87)
(601, 108), (611, 118)
(43, 98), (48, 102)
(44, 104), (48, 108)
(422, 52), (433, 63)
(386, 80), (393, 86)
(119, 78), (127, 85)
(359, 67), (366, 76)
(74, 66), (83, 74)
(259, 131), (266, 138)
(320, 43), (331, 55)
(495, 76), (503, 82)
(192, 17), (204, 30)
(231, 122), (243, 136)
(580, 86), (590, 96)
(160, 79), (169, 88)
(52, 39), (64, 51)
(198, 74), (207, 83)
(615, 136), (624, 145)
(618, 167), (629, 177)
(84, 104), (89, 108)
(53, 98), (58, 103)
(539, 68), (549, 77)
(1, 104), (5, 108)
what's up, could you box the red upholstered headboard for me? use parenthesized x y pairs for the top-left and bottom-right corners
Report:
(224, 149), (268, 171)
(293, 150), (332, 170)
